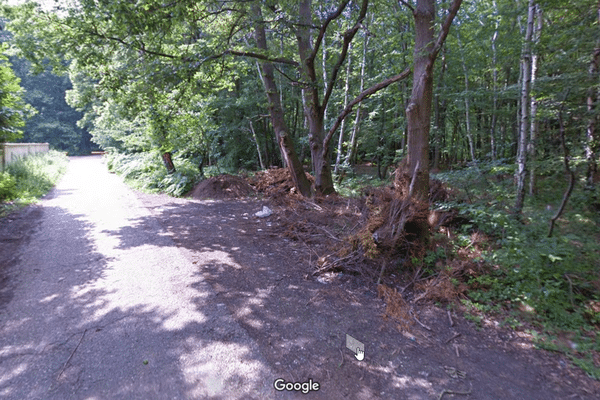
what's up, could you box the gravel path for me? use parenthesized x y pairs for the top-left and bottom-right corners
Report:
(0, 156), (286, 400)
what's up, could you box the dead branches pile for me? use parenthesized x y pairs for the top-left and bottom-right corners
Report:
(250, 168), (314, 201)
(189, 174), (256, 199)
(314, 170), (431, 280)
(377, 284), (413, 331)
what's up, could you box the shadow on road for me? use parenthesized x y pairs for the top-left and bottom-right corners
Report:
(1, 199), (279, 399)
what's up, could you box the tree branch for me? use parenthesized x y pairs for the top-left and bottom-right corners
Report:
(309, 0), (351, 62)
(431, 0), (463, 60)
(323, 66), (412, 149)
(273, 64), (307, 87)
(322, 0), (369, 111)
(549, 92), (574, 237)
(398, 0), (415, 14)
(86, 28), (181, 60)
(227, 50), (298, 66)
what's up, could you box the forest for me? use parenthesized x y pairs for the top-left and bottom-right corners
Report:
(1, 0), (600, 379)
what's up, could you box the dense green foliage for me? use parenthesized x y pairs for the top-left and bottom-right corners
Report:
(12, 57), (94, 154)
(1, 12), (92, 154)
(0, 48), (31, 143)
(0, 149), (67, 203)
(432, 161), (600, 378)
(105, 151), (201, 196)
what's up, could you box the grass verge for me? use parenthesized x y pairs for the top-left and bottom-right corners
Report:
(105, 151), (202, 197)
(0, 150), (68, 217)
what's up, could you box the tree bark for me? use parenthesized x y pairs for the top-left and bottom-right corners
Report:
(254, 5), (312, 196)
(514, 0), (536, 214)
(548, 98), (574, 237)
(161, 152), (176, 174)
(334, 41), (352, 174)
(490, 9), (499, 161)
(528, 4), (542, 196)
(403, 0), (436, 203)
(398, 0), (462, 203)
(249, 119), (265, 170)
(345, 25), (370, 168)
(457, 30), (476, 163)
(586, 1), (600, 188)
(433, 45), (447, 171)
(296, 0), (368, 195)
(297, 0), (331, 194)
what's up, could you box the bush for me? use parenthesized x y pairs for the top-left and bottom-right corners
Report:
(1, 150), (68, 203)
(0, 171), (16, 201)
(105, 151), (200, 196)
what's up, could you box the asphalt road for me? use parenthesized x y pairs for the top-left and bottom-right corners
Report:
(0, 156), (286, 400)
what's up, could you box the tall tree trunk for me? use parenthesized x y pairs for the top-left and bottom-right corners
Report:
(249, 119), (265, 170)
(457, 30), (476, 163)
(586, 1), (600, 188)
(162, 152), (176, 174)
(345, 26), (370, 167)
(514, 0), (536, 214)
(335, 41), (353, 174)
(403, 1), (436, 203)
(254, 5), (312, 196)
(322, 32), (328, 126)
(490, 1), (499, 161)
(433, 46), (447, 171)
(386, 0), (462, 246)
(528, 5), (542, 196)
(297, 0), (335, 195)
(400, 0), (462, 202)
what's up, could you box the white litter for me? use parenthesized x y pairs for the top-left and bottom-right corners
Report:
(255, 206), (273, 218)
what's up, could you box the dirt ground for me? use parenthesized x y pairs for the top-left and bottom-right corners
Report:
(2, 169), (600, 399)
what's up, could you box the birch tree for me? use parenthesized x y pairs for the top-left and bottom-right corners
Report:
(514, 0), (536, 214)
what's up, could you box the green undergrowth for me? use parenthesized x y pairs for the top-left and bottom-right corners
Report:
(434, 158), (600, 379)
(105, 151), (204, 196)
(0, 150), (68, 217)
(333, 172), (389, 197)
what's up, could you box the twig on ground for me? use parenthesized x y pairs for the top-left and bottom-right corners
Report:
(412, 291), (428, 304)
(376, 261), (387, 286)
(445, 332), (461, 344)
(339, 348), (344, 368)
(438, 383), (472, 399)
(448, 310), (454, 327)
(303, 200), (323, 211)
(58, 329), (87, 380)
(306, 292), (324, 306)
(410, 308), (432, 331)
(307, 222), (343, 242)
(400, 266), (424, 293)
(287, 366), (297, 382)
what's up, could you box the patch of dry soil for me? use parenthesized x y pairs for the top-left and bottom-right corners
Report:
(133, 189), (600, 400)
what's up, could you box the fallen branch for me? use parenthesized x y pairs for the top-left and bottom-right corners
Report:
(58, 329), (87, 380)
(307, 222), (343, 242)
(445, 332), (461, 344)
(376, 261), (387, 285)
(438, 383), (472, 400)
(410, 308), (432, 331)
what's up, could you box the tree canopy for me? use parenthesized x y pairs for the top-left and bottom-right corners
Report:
(0, 0), (598, 199)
